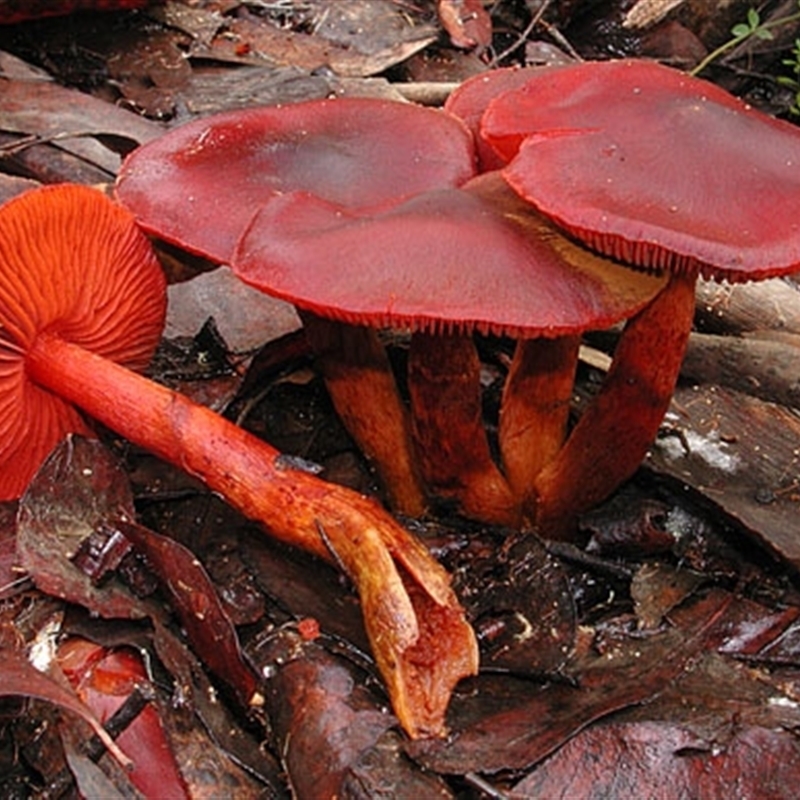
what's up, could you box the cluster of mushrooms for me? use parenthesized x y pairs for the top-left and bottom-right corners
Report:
(2, 59), (799, 738)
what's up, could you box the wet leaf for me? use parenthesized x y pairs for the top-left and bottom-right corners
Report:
(512, 720), (800, 798)
(0, 644), (130, 768)
(438, 0), (492, 50)
(117, 518), (259, 706)
(715, 597), (800, 660)
(444, 527), (576, 674)
(149, 622), (286, 797)
(203, 2), (437, 78)
(247, 626), (453, 800)
(407, 591), (732, 774)
(730, 616), (800, 667)
(57, 637), (189, 799)
(647, 385), (800, 570)
(16, 436), (150, 620)
(631, 562), (706, 630)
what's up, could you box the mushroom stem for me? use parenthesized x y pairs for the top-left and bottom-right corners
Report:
(499, 334), (581, 507)
(533, 272), (697, 537)
(408, 331), (521, 527)
(299, 313), (428, 517)
(25, 330), (477, 737)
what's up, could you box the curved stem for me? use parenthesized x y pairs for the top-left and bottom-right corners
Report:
(499, 335), (581, 508)
(533, 273), (697, 539)
(408, 331), (520, 527)
(26, 332), (477, 738)
(301, 314), (428, 517)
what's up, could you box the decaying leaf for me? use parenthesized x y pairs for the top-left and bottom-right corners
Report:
(16, 436), (151, 621)
(0, 644), (131, 768)
(247, 625), (454, 800)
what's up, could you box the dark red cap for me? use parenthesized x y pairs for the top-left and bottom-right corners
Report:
(116, 98), (476, 265)
(482, 59), (800, 281)
(232, 171), (665, 338)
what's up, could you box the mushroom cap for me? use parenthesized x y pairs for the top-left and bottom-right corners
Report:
(481, 58), (800, 281)
(444, 66), (560, 170)
(0, 184), (166, 500)
(115, 98), (476, 265)
(232, 171), (666, 338)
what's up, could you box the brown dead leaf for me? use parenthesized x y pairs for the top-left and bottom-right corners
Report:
(165, 266), (301, 354)
(646, 385), (800, 570)
(0, 644), (131, 768)
(0, 76), (164, 176)
(106, 29), (192, 118)
(248, 626), (454, 800)
(407, 591), (731, 775)
(512, 720), (800, 798)
(0, 0), (154, 25)
(631, 561), (706, 629)
(118, 518), (259, 707)
(0, 173), (40, 205)
(438, 0), (493, 50)
(198, 2), (437, 78)
(16, 436), (151, 621)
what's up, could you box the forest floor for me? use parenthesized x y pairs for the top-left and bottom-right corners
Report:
(2, 2), (800, 798)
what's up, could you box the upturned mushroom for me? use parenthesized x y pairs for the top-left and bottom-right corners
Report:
(476, 58), (800, 533)
(0, 183), (477, 738)
(231, 171), (666, 527)
(116, 98), (478, 517)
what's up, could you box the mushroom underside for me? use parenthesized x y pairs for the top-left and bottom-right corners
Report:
(0, 184), (478, 739)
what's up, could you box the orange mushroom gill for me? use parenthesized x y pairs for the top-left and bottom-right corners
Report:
(0, 184), (477, 739)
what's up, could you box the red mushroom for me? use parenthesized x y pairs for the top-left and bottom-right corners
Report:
(482, 58), (800, 276)
(406, 328), (519, 526)
(0, 183), (477, 738)
(443, 65), (559, 170)
(116, 98), (478, 517)
(116, 98), (475, 264)
(478, 58), (800, 534)
(231, 172), (666, 527)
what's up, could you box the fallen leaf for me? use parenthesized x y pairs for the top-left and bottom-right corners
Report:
(512, 720), (800, 798)
(438, 0), (492, 50)
(16, 435), (151, 621)
(0, 644), (131, 768)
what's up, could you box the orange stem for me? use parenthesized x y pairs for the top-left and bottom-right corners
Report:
(300, 314), (427, 517)
(26, 331), (477, 737)
(499, 335), (581, 508)
(408, 331), (520, 527)
(533, 273), (697, 538)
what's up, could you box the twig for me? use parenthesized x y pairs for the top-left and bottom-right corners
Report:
(390, 81), (461, 105)
(463, 772), (513, 799)
(488, 0), (550, 67)
(0, 131), (97, 157)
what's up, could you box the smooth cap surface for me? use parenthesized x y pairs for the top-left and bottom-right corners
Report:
(232, 172), (666, 338)
(482, 59), (800, 281)
(116, 98), (476, 265)
(444, 65), (560, 170)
